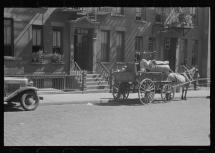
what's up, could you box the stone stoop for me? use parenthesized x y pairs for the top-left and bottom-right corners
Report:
(85, 73), (110, 93)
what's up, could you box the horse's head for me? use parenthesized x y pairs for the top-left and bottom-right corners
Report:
(186, 66), (200, 79)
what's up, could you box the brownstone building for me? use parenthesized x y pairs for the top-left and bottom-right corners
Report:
(4, 7), (210, 90)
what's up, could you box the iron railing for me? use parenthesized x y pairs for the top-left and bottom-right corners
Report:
(96, 62), (110, 81)
(4, 74), (80, 90)
(74, 61), (83, 83)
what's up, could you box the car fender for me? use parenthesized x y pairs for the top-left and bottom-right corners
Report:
(4, 87), (39, 102)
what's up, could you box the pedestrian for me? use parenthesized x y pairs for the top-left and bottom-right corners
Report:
(193, 66), (200, 90)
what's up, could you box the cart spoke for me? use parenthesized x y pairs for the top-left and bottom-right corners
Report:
(148, 93), (154, 101)
(147, 85), (155, 91)
(140, 87), (146, 93)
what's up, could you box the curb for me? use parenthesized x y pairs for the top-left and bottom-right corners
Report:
(38, 91), (111, 95)
(38, 90), (210, 106)
(37, 88), (209, 95)
(39, 99), (111, 106)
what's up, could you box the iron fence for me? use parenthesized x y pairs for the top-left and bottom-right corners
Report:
(4, 74), (83, 91)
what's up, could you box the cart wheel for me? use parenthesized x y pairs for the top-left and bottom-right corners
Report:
(20, 91), (39, 111)
(161, 84), (175, 101)
(138, 79), (155, 104)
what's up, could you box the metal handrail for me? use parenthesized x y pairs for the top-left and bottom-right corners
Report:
(74, 61), (82, 83)
(96, 62), (110, 81)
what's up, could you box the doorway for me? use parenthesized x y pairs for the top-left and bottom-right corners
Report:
(163, 38), (177, 71)
(74, 28), (93, 71)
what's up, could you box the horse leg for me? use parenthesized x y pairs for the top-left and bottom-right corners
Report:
(184, 86), (188, 100)
(181, 87), (184, 100)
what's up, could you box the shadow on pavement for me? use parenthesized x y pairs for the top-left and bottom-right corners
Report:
(4, 103), (24, 112)
(94, 98), (181, 106)
(187, 96), (210, 99)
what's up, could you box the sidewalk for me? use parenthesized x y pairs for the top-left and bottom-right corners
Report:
(38, 88), (210, 106)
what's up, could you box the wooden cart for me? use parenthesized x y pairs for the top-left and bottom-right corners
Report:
(112, 62), (175, 104)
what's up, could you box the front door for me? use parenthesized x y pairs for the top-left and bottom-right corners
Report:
(74, 28), (93, 71)
(163, 38), (176, 71)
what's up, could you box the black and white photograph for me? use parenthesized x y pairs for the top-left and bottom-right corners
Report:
(4, 7), (210, 146)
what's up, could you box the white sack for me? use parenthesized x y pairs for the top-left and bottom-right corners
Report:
(150, 64), (171, 74)
(140, 59), (151, 71)
(151, 60), (169, 65)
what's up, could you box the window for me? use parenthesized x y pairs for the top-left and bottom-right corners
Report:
(135, 36), (143, 51)
(116, 31), (124, 62)
(191, 40), (198, 66)
(52, 28), (62, 54)
(112, 7), (124, 15)
(155, 14), (162, 22)
(148, 37), (156, 52)
(190, 7), (198, 25)
(136, 8), (146, 20)
(164, 38), (170, 50)
(32, 26), (43, 63)
(101, 31), (110, 62)
(4, 18), (13, 56)
(32, 26), (43, 52)
(155, 8), (163, 22)
(181, 39), (188, 65)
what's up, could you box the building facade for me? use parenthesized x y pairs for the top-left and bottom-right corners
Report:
(4, 7), (210, 79)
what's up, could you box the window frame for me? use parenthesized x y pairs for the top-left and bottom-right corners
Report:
(4, 18), (14, 57)
(32, 25), (44, 53)
(116, 31), (125, 62)
(148, 37), (155, 52)
(191, 7), (198, 26)
(135, 8), (146, 21)
(52, 27), (63, 55)
(101, 30), (110, 62)
(135, 36), (143, 51)
(191, 39), (198, 66)
(111, 7), (125, 16)
(164, 38), (170, 50)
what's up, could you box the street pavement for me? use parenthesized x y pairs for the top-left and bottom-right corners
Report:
(38, 88), (210, 106)
(4, 87), (210, 146)
(4, 94), (210, 146)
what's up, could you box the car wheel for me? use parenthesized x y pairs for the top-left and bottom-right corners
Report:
(20, 91), (39, 111)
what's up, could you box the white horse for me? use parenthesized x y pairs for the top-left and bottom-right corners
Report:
(167, 67), (199, 100)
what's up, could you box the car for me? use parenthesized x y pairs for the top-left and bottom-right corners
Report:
(4, 76), (43, 111)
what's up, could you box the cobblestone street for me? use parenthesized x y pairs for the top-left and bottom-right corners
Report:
(4, 95), (210, 146)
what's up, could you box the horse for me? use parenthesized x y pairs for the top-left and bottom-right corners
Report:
(167, 67), (199, 100)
